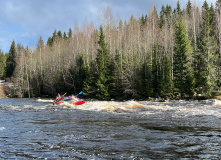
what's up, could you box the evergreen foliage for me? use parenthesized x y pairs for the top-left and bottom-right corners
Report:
(95, 26), (110, 99)
(68, 28), (72, 38)
(63, 31), (68, 40)
(5, 40), (17, 78)
(173, 17), (194, 97)
(176, 0), (182, 15)
(57, 30), (62, 39)
(47, 36), (53, 46)
(0, 51), (7, 79)
(83, 62), (97, 98)
(159, 56), (173, 98)
(186, 0), (192, 17)
(195, 0), (217, 97)
(137, 60), (154, 98)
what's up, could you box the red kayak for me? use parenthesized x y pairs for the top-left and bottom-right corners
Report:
(69, 100), (86, 105)
(53, 100), (85, 105)
(53, 101), (64, 105)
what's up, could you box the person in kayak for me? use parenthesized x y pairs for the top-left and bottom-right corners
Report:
(69, 95), (78, 101)
(56, 93), (62, 101)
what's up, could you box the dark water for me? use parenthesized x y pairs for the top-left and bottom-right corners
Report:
(1, 98), (221, 159)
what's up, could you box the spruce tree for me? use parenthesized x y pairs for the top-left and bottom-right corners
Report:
(141, 14), (146, 25)
(0, 51), (7, 79)
(52, 29), (57, 41)
(173, 17), (194, 97)
(95, 26), (110, 99)
(63, 31), (68, 40)
(57, 30), (62, 39)
(6, 40), (17, 78)
(47, 36), (53, 46)
(109, 51), (124, 99)
(75, 55), (87, 93)
(83, 62), (97, 98)
(165, 4), (173, 27)
(160, 5), (166, 28)
(137, 60), (154, 98)
(195, 1), (217, 97)
(186, 0), (192, 17)
(68, 28), (72, 38)
(159, 56), (173, 98)
(176, 0), (182, 15)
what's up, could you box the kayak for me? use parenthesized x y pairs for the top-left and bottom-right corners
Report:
(69, 100), (85, 105)
(53, 101), (64, 105)
(53, 100), (85, 105)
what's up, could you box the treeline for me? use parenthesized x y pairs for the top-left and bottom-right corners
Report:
(1, 0), (221, 100)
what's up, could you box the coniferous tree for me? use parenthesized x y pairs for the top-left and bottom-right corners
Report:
(95, 26), (110, 99)
(0, 51), (7, 79)
(141, 14), (145, 24)
(159, 56), (173, 98)
(160, 5), (166, 28)
(165, 5), (173, 27)
(195, 1), (217, 97)
(63, 31), (68, 40)
(186, 0), (192, 17)
(173, 17), (194, 97)
(176, 0), (182, 15)
(68, 28), (72, 38)
(47, 36), (53, 46)
(83, 62), (97, 98)
(52, 29), (57, 41)
(109, 51), (124, 99)
(57, 30), (62, 39)
(137, 59), (154, 98)
(6, 40), (17, 79)
(73, 55), (87, 93)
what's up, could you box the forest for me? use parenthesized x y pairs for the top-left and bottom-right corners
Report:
(0, 0), (221, 100)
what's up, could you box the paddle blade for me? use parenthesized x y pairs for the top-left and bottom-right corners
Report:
(75, 91), (83, 97)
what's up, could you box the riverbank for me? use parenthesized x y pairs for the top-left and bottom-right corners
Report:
(0, 81), (10, 98)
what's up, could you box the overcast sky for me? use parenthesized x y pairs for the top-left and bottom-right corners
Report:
(0, 0), (217, 53)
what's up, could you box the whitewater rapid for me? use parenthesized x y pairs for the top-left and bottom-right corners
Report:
(1, 98), (221, 118)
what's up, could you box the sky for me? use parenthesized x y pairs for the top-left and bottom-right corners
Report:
(0, 0), (217, 53)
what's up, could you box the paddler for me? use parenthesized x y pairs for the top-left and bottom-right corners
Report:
(56, 93), (61, 101)
(69, 95), (78, 101)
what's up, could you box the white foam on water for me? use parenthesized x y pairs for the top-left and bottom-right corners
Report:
(36, 99), (54, 102)
(170, 99), (221, 118)
(0, 127), (6, 131)
(214, 99), (221, 106)
(3, 99), (221, 118)
(59, 100), (172, 112)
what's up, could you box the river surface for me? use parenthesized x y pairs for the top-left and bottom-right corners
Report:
(1, 98), (221, 159)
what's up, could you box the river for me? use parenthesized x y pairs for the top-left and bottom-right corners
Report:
(0, 98), (221, 159)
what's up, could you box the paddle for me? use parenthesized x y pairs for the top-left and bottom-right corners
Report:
(65, 91), (83, 102)
(75, 91), (83, 97)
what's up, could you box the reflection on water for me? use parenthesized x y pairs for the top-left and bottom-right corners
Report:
(0, 98), (221, 159)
